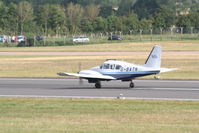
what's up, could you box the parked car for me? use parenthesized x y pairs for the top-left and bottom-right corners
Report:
(17, 35), (26, 42)
(108, 35), (122, 40)
(35, 35), (43, 41)
(0, 35), (7, 43)
(73, 36), (90, 43)
(11, 36), (17, 42)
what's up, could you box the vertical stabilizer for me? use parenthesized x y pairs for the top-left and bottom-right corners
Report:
(145, 45), (161, 68)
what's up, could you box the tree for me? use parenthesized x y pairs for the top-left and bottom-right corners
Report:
(176, 15), (191, 33)
(36, 4), (50, 36)
(80, 19), (94, 33)
(99, 6), (114, 18)
(48, 4), (65, 35)
(122, 13), (139, 31)
(117, 0), (136, 16)
(95, 0), (121, 7)
(132, 0), (160, 19)
(7, 3), (19, 34)
(66, 3), (83, 34)
(0, 1), (8, 32)
(152, 6), (176, 28)
(17, 1), (34, 34)
(188, 12), (199, 27)
(93, 17), (107, 32)
(139, 19), (153, 30)
(84, 4), (100, 20)
(107, 15), (123, 31)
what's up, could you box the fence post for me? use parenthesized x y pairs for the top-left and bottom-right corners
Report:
(170, 27), (173, 40)
(150, 29), (153, 41)
(64, 35), (66, 45)
(119, 31), (122, 38)
(139, 29), (143, 41)
(33, 35), (35, 46)
(191, 27), (194, 35)
(160, 27), (163, 41)
(180, 27), (183, 40)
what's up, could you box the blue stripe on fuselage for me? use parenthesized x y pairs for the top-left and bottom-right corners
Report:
(101, 70), (160, 80)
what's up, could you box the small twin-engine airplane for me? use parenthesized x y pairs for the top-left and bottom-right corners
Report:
(57, 45), (176, 88)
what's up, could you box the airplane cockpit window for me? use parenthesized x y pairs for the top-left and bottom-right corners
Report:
(110, 64), (115, 69)
(116, 65), (121, 70)
(103, 64), (110, 69)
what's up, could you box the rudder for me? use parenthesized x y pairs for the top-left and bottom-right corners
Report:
(144, 45), (161, 68)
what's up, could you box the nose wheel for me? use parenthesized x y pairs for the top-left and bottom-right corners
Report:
(95, 81), (101, 88)
(130, 81), (135, 88)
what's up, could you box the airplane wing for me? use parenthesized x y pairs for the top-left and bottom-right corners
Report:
(160, 68), (178, 73)
(57, 72), (116, 80)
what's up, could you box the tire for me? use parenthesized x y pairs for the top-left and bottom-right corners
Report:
(95, 83), (101, 88)
(130, 82), (134, 88)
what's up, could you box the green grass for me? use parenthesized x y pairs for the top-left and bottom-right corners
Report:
(0, 54), (198, 79)
(0, 40), (199, 52)
(0, 98), (199, 133)
(0, 40), (198, 79)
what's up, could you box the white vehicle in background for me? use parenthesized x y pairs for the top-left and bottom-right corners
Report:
(17, 35), (26, 42)
(0, 35), (7, 43)
(73, 36), (90, 43)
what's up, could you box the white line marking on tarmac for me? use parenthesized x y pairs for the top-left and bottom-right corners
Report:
(0, 95), (199, 101)
(136, 88), (199, 91)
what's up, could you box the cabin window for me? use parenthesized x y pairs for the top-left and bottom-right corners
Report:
(116, 65), (121, 70)
(110, 64), (113, 69)
(135, 68), (138, 71)
(103, 64), (110, 69)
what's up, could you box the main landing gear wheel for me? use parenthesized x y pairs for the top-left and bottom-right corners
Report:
(130, 82), (135, 88)
(95, 82), (101, 88)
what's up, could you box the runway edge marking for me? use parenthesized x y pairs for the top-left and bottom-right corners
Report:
(0, 95), (199, 101)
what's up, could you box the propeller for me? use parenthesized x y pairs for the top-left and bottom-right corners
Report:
(79, 78), (83, 85)
(78, 62), (83, 85)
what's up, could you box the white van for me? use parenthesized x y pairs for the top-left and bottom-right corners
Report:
(73, 36), (90, 43)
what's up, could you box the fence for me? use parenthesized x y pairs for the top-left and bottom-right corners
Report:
(0, 27), (199, 47)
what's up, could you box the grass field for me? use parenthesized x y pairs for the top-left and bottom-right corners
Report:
(0, 54), (198, 79)
(0, 40), (199, 52)
(0, 98), (199, 133)
(0, 40), (198, 79)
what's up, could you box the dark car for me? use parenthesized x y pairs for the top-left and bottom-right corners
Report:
(108, 35), (122, 40)
(35, 35), (43, 41)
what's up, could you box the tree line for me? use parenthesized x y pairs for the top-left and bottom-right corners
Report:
(0, 0), (199, 36)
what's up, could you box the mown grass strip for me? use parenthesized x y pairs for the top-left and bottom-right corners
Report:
(0, 40), (199, 52)
(0, 54), (198, 80)
(0, 98), (199, 133)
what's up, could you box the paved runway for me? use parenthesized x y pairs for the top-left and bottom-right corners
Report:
(0, 78), (199, 101)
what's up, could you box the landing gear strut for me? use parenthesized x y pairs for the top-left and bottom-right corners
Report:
(95, 81), (101, 88)
(129, 81), (135, 88)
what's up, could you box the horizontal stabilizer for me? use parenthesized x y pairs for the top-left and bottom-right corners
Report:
(160, 68), (178, 73)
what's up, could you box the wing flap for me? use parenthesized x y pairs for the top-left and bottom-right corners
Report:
(57, 72), (115, 80)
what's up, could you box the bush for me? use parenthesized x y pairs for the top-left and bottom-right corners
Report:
(17, 41), (26, 47)
(26, 38), (34, 46)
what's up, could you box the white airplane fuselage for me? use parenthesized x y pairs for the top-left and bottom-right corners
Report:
(79, 60), (160, 81)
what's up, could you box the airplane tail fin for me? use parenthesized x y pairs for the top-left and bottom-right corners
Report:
(144, 45), (161, 68)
